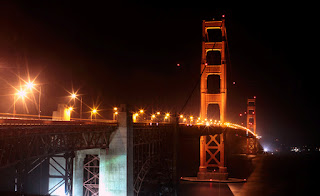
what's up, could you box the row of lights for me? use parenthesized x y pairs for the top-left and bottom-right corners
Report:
(12, 79), (100, 120)
(126, 109), (259, 138)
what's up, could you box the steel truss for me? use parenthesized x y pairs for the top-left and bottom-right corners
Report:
(48, 152), (74, 195)
(0, 125), (117, 169)
(133, 123), (173, 195)
(204, 134), (224, 168)
(14, 152), (74, 195)
(246, 137), (257, 155)
(83, 154), (100, 196)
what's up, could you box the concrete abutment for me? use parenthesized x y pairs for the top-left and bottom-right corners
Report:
(72, 104), (133, 196)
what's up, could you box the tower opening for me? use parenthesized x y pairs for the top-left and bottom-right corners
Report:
(207, 29), (222, 42)
(207, 104), (220, 121)
(249, 117), (254, 124)
(206, 51), (221, 65)
(207, 75), (220, 94)
(248, 101), (255, 106)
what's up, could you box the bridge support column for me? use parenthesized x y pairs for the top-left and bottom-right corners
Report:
(72, 152), (85, 196)
(99, 104), (133, 196)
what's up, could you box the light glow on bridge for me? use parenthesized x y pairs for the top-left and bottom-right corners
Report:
(130, 109), (260, 138)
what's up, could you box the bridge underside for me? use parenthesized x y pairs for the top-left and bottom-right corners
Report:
(0, 124), (117, 169)
(0, 117), (259, 195)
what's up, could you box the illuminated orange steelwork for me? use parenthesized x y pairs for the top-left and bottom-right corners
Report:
(247, 98), (256, 134)
(247, 98), (257, 154)
(199, 17), (228, 179)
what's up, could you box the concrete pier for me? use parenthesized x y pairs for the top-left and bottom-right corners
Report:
(72, 104), (133, 196)
(73, 152), (85, 196)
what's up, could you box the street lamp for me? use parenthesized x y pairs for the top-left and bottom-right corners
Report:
(165, 113), (170, 122)
(13, 89), (27, 116)
(91, 108), (97, 121)
(25, 81), (42, 119)
(25, 82), (35, 90)
(113, 107), (118, 120)
(70, 92), (83, 119)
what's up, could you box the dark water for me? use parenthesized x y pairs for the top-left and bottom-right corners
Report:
(178, 153), (320, 196)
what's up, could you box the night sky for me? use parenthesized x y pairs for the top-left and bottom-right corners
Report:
(0, 2), (318, 147)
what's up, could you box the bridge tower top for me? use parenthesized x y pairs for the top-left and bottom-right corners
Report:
(200, 17), (227, 122)
(247, 98), (256, 134)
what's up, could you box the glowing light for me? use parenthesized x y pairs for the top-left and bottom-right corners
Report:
(26, 81), (35, 90)
(16, 89), (27, 98)
(140, 109), (144, 114)
(114, 111), (118, 115)
(151, 114), (156, 118)
(166, 113), (170, 117)
(180, 114), (183, 118)
(113, 107), (118, 111)
(133, 113), (138, 122)
(68, 107), (73, 111)
(156, 112), (160, 115)
(71, 93), (77, 99)
(92, 109), (97, 114)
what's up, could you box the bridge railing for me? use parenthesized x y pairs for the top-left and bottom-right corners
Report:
(0, 113), (117, 126)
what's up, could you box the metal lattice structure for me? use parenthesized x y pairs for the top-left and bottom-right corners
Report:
(83, 155), (99, 196)
(199, 18), (228, 173)
(133, 123), (174, 195)
(0, 121), (117, 169)
(247, 98), (257, 154)
(48, 153), (74, 195)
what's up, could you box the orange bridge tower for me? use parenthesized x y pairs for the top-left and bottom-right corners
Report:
(198, 17), (228, 179)
(247, 98), (257, 154)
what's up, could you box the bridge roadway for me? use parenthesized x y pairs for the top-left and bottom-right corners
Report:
(0, 118), (255, 168)
(0, 115), (256, 195)
(0, 119), (117, 169)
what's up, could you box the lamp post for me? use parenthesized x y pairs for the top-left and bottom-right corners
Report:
(38, 86), (41, 119)
(25, 81), (42, 119)
(91, 109), (97, 122)
(113, 107), (118, 120)
(71, 93), (83, 119)
(13, 89), (27, 117)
